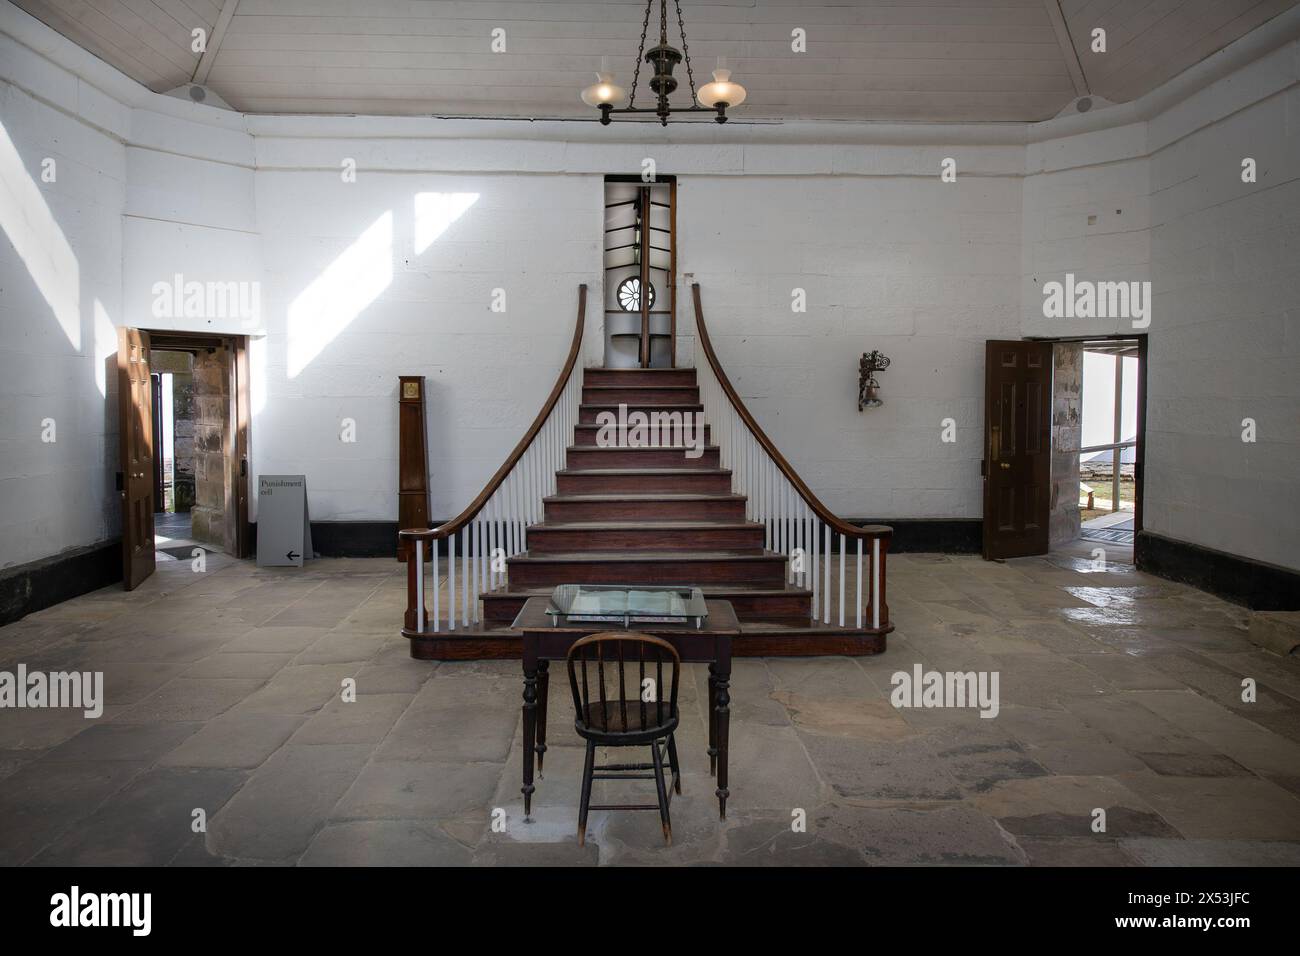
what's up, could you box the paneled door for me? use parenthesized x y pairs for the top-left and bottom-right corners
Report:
(117, 327), (156, 589)
(982, 340), (1053, 559)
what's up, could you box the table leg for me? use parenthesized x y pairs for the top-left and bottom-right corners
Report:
(714, 647), (731, 820)
(707, 664), (718, 776)
(522, 643), (538, 819)
(536, 660), (550, 775)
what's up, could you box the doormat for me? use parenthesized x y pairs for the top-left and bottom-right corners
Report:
(1080, 528), (1134, 544)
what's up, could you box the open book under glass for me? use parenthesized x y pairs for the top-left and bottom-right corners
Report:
(546, 584), (708, 628)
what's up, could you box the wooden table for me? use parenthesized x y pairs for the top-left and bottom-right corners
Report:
(513, 597), (739, 820)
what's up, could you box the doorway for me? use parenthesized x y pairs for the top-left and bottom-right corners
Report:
(981, 335), (1146, 560)
(150, 348), (198, 560)
(116, 329), (251, 590)
(602, 175), (677, 368)
(1076, 342), (1140, 547)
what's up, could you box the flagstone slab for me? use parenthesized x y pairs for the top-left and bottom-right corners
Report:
(299, 821), (473, 866)
(32, 767), (245, 866)
(159, 713), (306, 769)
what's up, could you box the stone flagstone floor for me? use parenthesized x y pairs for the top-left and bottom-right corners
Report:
(2, 544), (1299, 866)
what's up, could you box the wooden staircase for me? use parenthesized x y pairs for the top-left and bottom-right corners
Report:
(483, 366), (829, 634)
(400, 285), (892, 660)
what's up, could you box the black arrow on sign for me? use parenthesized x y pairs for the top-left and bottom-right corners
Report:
(286, 550), (300, 561)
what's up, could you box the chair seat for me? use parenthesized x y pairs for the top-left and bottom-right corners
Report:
(576, 700), (678, 741)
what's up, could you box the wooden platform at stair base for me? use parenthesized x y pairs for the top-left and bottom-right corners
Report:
(402, 621), (889, 660)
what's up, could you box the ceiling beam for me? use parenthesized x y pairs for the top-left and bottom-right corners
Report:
(192, 0), (239, 86)
(1043, 0), (1090, 97)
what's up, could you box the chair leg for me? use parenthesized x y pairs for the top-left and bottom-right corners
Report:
(666, 733), (682, 795)
(577, 740), (596, 847)
(650, 740), (672, 846)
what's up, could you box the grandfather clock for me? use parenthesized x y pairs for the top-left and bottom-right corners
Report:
(397, 376), (430, 561)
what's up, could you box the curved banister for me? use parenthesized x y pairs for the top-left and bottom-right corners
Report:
(400, 283), (586, 543)
(691, 283), (889, 542)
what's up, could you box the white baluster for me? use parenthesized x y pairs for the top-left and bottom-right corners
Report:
(434, 538), (444, 634)
(432, 542), (439, 633)
(415, 542), (425, 633)
(856, 537), (863, 630)
(838, 532), (846, 628)
(776, 475), (783, 572)
(794, 500), (803, 586)
(476, 518), (485, 623)
(810, 517), (819, 621)
(461, 527), (470, 628)
(823, 523), (831, 625)
(448, 532), (456, 631)
(486, 498), (495, 591)
(505, 472), (515, 563)
(468, 522), (476, 623)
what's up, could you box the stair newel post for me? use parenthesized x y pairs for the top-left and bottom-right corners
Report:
(875, 532), (889, 631)
(404, 536), (424, 632)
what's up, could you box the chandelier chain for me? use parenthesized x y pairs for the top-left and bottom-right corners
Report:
(674, 0), (697, 105)
(628, 0), (653, 109)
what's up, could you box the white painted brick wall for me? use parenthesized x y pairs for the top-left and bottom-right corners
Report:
(0, 77), (125, 569)
(2, 11), (1297, 575)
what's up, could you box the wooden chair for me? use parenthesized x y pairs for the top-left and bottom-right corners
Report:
(566, 631), (681, 846)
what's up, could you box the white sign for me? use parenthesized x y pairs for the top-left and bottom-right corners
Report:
(256, 475), (313, 567)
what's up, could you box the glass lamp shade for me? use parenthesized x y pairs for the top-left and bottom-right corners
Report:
(581, 72), (628, 108)
(697, 68), (746, 108)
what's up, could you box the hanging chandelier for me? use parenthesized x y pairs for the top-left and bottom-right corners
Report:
(580, 0), (747, 126)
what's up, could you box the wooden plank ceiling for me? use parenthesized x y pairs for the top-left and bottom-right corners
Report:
(11, 0), (1300, 121)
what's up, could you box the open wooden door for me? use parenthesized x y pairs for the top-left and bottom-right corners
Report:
(117, 327), (156, 589)
(982, 340), (1053, 559)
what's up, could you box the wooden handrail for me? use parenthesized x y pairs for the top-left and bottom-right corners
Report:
(399, 284), (586, 542)
(691, 283), (890, 542)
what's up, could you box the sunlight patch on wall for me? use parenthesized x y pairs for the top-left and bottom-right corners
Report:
(414, 192), (477, 254)
(93, 299), (117, 397)
(0, 122), (81, 350)
(287, 211), (393, 378)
